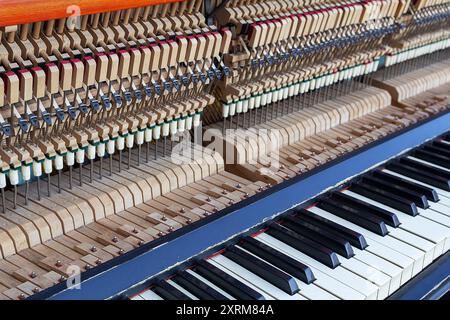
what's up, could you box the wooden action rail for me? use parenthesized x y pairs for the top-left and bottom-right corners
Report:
(0, 0), (185, 27)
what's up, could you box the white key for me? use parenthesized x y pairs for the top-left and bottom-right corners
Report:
(185, 269), (235, 300)
(352, 248), (403, 295)
(428, 202), (450, 217)
(344, 190), (450, 255)
(308, 206), (424, 280)
(139, 289), (164, 300)
(421, 207), (450, 227)
(338, 253), (391, 299)
(166, 280), (198, 300)
(207, 258), (275, 300)
(256, 233), (376, 299)
(235, 245), (340, 300)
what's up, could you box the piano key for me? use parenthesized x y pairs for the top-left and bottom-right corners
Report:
(331, 191), (401, 227)
(308, 206), (422, 281)
(334, 253), (392, 299)
(317, 200), (389, 236)
(295, 209), (368, 250)
(343, 190), (450, 255)
(223, 246), (299, 295)
(383, 169), (450, 203)
(174, 271), (230, 300)
(283, 215), (354, 258)
(266, 223), (341, 268)
(210, 255), (305, 300)
(195, 260), (265, 300)
(239, 236), (315, 284)
(137, 289), (164, 300)
(424, 143), (450, 157)
(235, 244), (339, 300)
(413, 149), (450, 169)
(350, 183), (419, 216)
(341, 191), (443, 260)
(429, 141), (450, 158)
(153, 281), (192, 300)
(392, 158), (450, 190)
(185, 270), (235, 300)
(372, 170), (439, 202)
(386, 161), (450, 191)
(256, 233), (379, 300)
(360, 176), (429, 209)
(166, 279), (199, 300)
(350, 247), (403, 295)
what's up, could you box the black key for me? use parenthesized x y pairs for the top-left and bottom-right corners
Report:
(283, 216), (354, 258)
(399, 157), (450, 179)
(296, 209), (368, 250)
(224, 246), (299, 295)
(431, 141), (450, 156)
(361, 176), (429, 209)
(174, 271), (229, 300)
(413, 149), (450, 170)
(196, 260), (265, 300)
(425, 144), (450, 158)
(153, 281), (192, 300)
(317, 200), (389, 236)
(329, 192), (400, 228)
(350, 183), (418, 216)
(240, 236), (315, 284)
(373, 170), (439, 202)
(387, 161), (450, 191)
(266, 223), (340, 268)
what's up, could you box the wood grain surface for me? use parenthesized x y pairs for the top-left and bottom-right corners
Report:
(0, 0), (184, 27)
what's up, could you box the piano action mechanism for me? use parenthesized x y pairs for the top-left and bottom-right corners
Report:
(0, 0), (448, 300)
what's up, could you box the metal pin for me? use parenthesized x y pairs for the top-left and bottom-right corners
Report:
(154, 140), (158, 160)
(119, 150), (122, 172)
(163, 137), (167, 157)
(47, 173), (51, 197)
(69, 166), (73, 189)
(25, 181), (29, 205)
(90, 160), (93, 183)
(79, 163), (83, 187)
(138, 145), (141, 166)
(37, 176), (41, 200)
(1, 188), (5, 213)
(13, 185), (17, 209)
(127, 148), (131, 170)
(109, 156), (113, 176)
(146, 142), (149, 163)
(99, 158), (103, 179)
(58, 170), (61, 193)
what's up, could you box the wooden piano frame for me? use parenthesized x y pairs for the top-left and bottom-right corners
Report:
(0, 0), (184, 27)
